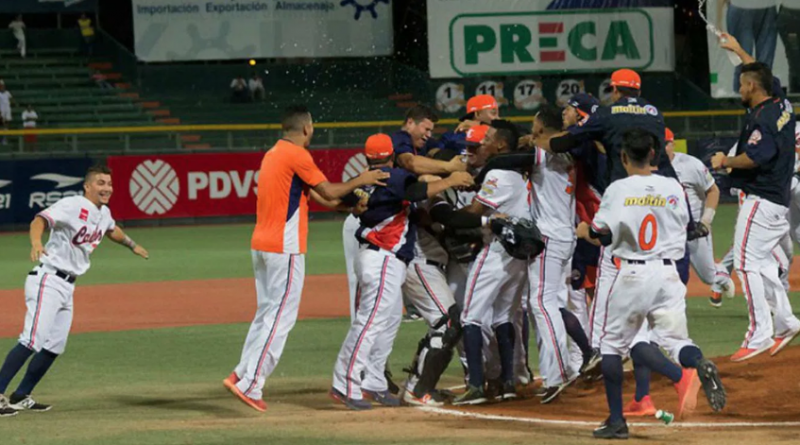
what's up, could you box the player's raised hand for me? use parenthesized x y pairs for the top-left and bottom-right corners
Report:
(456, 120), (479, 133)
(446, 154), (468, 173)
(133, 245), (149, 260)
(718, 32), (740, 53)
(30, 243), (47, 262)
(710, 152), (727, 170)
(358, 169), (390, 187)
(518, 134), (536, 149)
(446, 171), (475, 189)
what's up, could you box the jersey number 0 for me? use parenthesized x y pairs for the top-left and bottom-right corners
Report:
(638, 214), (657, 251)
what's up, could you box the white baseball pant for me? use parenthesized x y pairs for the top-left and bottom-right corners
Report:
(332, 249), (406, 400)
(601, 260), (695, 359)
(20, 265), (75, 355)
(403, 260), (455, 325)
(343, 214), (361, 321)
(790, 177), (800, 245)
(734, 196), (800, 350)
(528, 237), (578, 387)
(234, 251), (305, 400)
(688, 233), (732, 293)
(589, 246), (616, 350)
(462, 243), (527, 329)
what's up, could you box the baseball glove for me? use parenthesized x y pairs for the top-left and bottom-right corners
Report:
(490, 217), (545, 260)
(687, 221), (710, 241)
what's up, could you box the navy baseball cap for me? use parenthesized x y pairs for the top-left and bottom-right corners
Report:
(567, 93), (600, 118)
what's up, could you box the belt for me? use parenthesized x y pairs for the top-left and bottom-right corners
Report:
(366, 244), (411, 265)
(30, 265), (77, 284)
(426, 260), (445, 270)
(623, 259), (674, 266)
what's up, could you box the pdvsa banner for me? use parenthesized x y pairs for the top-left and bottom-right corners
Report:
(132, 0), (393, 62)
(0, 157), (94, 226)
(428, 0), (674, 78)
(107, 149), (369, 220)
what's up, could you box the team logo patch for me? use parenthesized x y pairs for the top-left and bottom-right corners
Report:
(748, 129), (762, 146)
(644, 105), (658, 116)
(79, 208), (89, 221)
(481, 177), (499, 196)
(666, 195), (680, 210)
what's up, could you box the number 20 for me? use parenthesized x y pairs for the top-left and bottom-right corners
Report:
(638, 214), (657, 251)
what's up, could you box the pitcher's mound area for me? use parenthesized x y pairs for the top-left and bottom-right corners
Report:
(447, 347), (800, 427)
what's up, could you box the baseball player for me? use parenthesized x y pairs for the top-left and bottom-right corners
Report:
(452, 120), (529, 405)
(710, 62), (800, 362)
(666, 128), (735, 307)
(580, 129), (725, 439)
(0, 165), (149, 417)
(330, 134), (473, 410)
(223, 106), (389, 412)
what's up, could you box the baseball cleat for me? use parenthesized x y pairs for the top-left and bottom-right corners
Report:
(708, 293), (723, 308)
(384, 369), (400, 395)
(770, 328), (800, 356)
(580, 349), (602, 376)
(8, 395), (51, 412)
(224, 379), (266, 412)
(329, 388), (372, 411)
(730, 344), (772, 362)
(362, 389), (401, 407)
(402, 389), (445, 407)
(0, 395), (18, 418)
(674, 368), (700, 419)
(222, 372), (240, 388)
(696, 358), (726, 412)
(497, 381), (517, 401)
(593, 417), (629, 440)
(452, 385), (487, 406)
(540, 381), (571, 405)
(623, 395), (657, 417)
(721, 276), (735, 299)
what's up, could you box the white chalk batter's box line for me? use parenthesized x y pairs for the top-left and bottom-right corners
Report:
(419, 406), (800, 429)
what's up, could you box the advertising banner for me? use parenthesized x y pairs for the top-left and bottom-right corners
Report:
(704, 0), (795, 98)
(0, 157), (95, 226)
(427, 0), (674, 78)
(0, 0), (97, 13)
(106, 149), (368, 221)
(131, 0), (393, 62)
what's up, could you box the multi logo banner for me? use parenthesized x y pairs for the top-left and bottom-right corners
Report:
(427, 0), (674, 78)
(0, 157), (95, 226)
(131, 0), (393, 62)
(106, 149), (368, 221)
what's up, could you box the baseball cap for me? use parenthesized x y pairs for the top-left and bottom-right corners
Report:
(604, 69), (642, 93)
(665, 127), (675, 142)
(567, 93), (600, 118)
(364, 133), (394, 160)
(459, 95), (498, 121)
(462, 124), (490, 147)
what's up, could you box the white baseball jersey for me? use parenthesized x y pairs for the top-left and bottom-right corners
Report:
(475, 169), (531, 239)
(672, 152), (715, 220)
(592, 174), (688, 261)
(37, 196), (116, 276)
(529, 146), (576, 241)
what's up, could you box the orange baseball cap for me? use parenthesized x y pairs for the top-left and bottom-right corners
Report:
(665, 127), (675, 142)
(463, 124), (490, 147)
(605, 69), (642, 91)
(460, 95), (498, 121)
(364, 133), (394, 159)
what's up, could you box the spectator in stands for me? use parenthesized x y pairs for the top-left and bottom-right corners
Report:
(8, 15), (25, 58)
(22, 104), (38, 151)
(230, 76), (249, 103)
(249, 74), (265, 102)
(78, 13), (95, 56)
(0, 81), (14, 145)
(91, 72), (114, 90)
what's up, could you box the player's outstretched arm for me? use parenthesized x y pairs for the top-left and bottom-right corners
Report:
(29, 216), (47, 262)
(108, 226), (149, 259)
(702, 183), (721, 228)
(396, 152), (467, 176)
(405, 171), (474, 202)
(719, 32), (754, 65)
(313, 169), (390, 201)
(710, 151), (758, 170)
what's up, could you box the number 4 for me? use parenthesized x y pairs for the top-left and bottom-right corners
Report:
(638, 214), (657, 251)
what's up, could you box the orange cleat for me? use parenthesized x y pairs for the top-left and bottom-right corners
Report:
(623, 395), (657, 417)
(730, 344), (771, 362)
(674, 368), (700, 420)
(222, 372), (240, 388)
(224, 377), (267, 412)
(770, 329), (800, 356)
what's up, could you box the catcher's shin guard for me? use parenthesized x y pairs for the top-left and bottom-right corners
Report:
(406, 306), (463, 397)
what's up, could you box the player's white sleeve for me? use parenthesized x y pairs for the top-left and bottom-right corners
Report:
(38, 197), (74, 228)
(700, 162), (715, 193)
(104, 207), (116, 233)
(476, 171), (513, 210)
(591, 183), (617, 234)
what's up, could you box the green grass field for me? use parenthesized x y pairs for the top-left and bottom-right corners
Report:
(0, 204), (798, 444)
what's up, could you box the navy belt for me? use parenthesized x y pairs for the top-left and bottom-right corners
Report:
(624, 259), (674, 266)
(426, 260), (445, 269)
(366, 244), (411, 265)
(30, 265), (76, 284)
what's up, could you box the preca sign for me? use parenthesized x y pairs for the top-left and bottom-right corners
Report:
(107, 149), (363, 221)
(428, 0), (674, 78)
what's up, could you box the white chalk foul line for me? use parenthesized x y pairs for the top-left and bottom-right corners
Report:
(419, 406), (800, 429)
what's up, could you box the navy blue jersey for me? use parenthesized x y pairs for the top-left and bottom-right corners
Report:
(355, 167), (418, 261)
(730, 97), (796, 207)
(568, 131), (608, 195)
(438, 131), (466, 152)
(391, 130), (442, 158)
(568, 96), (676, 184)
